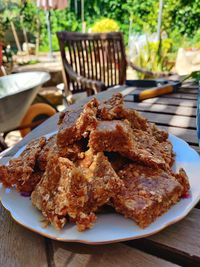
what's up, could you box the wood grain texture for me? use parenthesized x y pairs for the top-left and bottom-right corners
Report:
(124, 95), (197, 107)
(0, 203), (47, 267)
(125, 101), (196, 116)
(143, 97), (197, 107)
(158, 126), (198, 145)
(162, 93), (197, 100)
(51, 242), (179, 267)
(57, 31), (126, 94)
(148, 209), (200, 257)
(140, 112), (196, 129)
(179, 87), (198, 94)
(126, 209), (200, 267)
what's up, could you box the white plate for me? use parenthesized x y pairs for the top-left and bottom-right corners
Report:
(0, 134), (200, 244)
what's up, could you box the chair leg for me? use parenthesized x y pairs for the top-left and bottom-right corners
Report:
(0, 135), (8, 153)
(86, 88), (95, 96)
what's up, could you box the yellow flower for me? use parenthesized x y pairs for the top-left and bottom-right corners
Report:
(91, 18), (119, 33)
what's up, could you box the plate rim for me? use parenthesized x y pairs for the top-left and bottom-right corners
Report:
(0, 133), (199, 244)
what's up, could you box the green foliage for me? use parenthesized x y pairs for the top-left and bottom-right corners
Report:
(132, 38), (173, 78)
(182, 71), (200, 82)
(0, 15), (4, 42)
(91, 18), (119, 32)
(0, 0), (199, 54)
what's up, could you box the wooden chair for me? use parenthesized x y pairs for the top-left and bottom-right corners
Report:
(0, 135), (7, 153)
(56, 31), (169, 97)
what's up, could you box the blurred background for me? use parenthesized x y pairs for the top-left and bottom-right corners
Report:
(0, 0), (199, 75)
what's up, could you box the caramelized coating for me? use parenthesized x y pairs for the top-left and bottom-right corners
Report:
(32, 155), (67, 229)
(149, 123), (168, 142)
(37, 135), (57, 171)
(57, 98), (99, 147)
(0, 137), (46, 192)
(32, 151), (123, 231)
(98, 93), (168, 141)
(83, 151), (124, 212)
(89, 120), (168, 169)
(97, 93), (124, 120)
(0, 93), (191, 231)
(37, 135), (85, 171)
(113, 163), (186, 228)
(20, 171), (44, 194)
(174, 168), (190, 195)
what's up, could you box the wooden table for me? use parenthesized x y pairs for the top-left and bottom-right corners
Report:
(1, 85), (200, 267)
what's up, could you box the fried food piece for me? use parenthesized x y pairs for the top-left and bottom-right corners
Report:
(149, 123), (168, 142)
(32, 155), (68, 229)
(37, 134), (86, 171)
(32, 150), (123, 231)
(112, 163), (185, 228)
(89, 120), (168, 169)
(83, 151), (124, 211)
(37, 135), (57, 171)
(160, 140), (174, 167)
(0, 137), (46, 192)
(57, 98), (99, 147)
(98, 93), (150, 130)
(98, 93), (168, 141)
(70, 151), (123, 230)
(20, 171), (44, 194)
(98, 94), (172, 165)
(97, 93), (124, 120)
(174, 168), (190, 195)
(57, 157), (97, 231)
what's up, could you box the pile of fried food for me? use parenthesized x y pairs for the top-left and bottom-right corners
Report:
(0, 93), (190, 231)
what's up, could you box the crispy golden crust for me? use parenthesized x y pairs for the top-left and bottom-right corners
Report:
(32, 150), (122, 231)
(37, 135), (85, 171)
(20, 171), (44, 194)
(112, 163), (185, 228)
(0, 137), (46, 192)
(37, 135), (57, 171)
(57, 98), (99, 147)
(98, 93), (149, 131)
(98, 93), (168, 142)
(32, 155), (65, 229)
(149, 123), (168, 142)
(174, 168), (190, 195)
(97, 93), (124, 120)
(84, 151), (124, 211)
(0, 93), (190, 231)
(89, 120), (169, 169)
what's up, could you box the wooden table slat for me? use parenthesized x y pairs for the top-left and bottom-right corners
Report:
(124, 95), (197, 108)
(51, 242), (179, 267)
(0, 204), (48, 267)
(179, 88), (198, 94)
(125, 101), (197, 117)
(161, 93), (197, 100)
(148, 209), (200, 257)
(158, 125), (198, 145)
(127, 209), (200, 267)
(139, 111), (196, 129)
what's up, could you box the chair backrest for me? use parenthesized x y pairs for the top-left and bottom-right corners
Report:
(57, 31), (127, 94)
